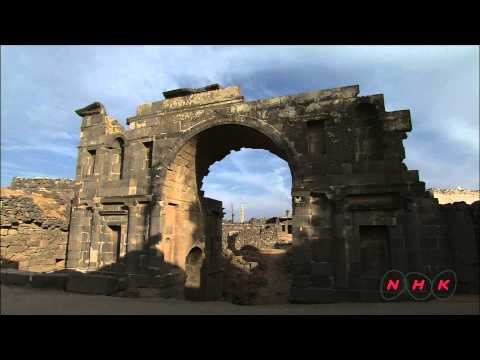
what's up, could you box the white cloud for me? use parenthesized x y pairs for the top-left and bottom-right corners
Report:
(202, 149), (292, 219)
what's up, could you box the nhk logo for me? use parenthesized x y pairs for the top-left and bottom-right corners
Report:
(380, 269), (457, 301)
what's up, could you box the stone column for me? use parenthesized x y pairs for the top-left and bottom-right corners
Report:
(78, 207), (93, 270)
(88, 207), (100, 271)
(65, 206), (84, 269)
(146, 199), (165, 270)
(290, 190), (313, 287)
(289, 191), (337, 303)
(126, 201), (140, 274)
(308, 192), (335, 288)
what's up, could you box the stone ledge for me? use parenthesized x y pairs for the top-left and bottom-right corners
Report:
(0, 269), (69, 289)
(65, 274), (119, 295)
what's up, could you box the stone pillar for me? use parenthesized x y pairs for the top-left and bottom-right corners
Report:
(78, 207), (93, 270)
(146, 200), (165, 270)
(126, 201), (140, 274)
(289, 191), (313, 290)
(66, 205), (93, 271)
(88, 207), (100, 271)
(289, 191), (337, 303)
(309, 192), (335, 288)
(65, 206), (83, 269)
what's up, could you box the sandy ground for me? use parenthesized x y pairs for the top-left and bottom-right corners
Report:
(1, 285), (478, 315)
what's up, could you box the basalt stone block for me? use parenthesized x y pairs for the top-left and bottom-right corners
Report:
(66, 274), (119, 295)
(292, 261), (312, 275)
(355, 277), (382, 290)
(127, 274), (150, 288)
(0, 270), (32, 286)
(311, 261), (335, 277)
(389, 236), (405, 249)
(30, 273), (68, 289)
(311, 275), (333, 287)
(149, 272), (186, 289)
(292, 274), (313, 288)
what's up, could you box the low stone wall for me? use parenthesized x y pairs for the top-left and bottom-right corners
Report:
(430, 188), (479, 205)
(10, 177), (76, 194)
(1, 178), (75, 272)
(222, 223), (279, 251)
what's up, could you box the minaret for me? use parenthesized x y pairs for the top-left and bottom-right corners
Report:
(231, 203), (234, 223)
(240, 204), (245, 223)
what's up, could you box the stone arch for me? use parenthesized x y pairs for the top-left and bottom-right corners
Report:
(104, 133), (127, 148)
(154, 116), (301, 185)
(184, 246), (205, 301)
(151, 119), (298, 272)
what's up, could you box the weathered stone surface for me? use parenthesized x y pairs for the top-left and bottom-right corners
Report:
(3, 83), (478, 304)
(1, 180), (74, 272)
(222, 216), (292, 252)
(65, 274), (119, 295)
(0, 269), (32, 286)
(30, 273), (69, 289)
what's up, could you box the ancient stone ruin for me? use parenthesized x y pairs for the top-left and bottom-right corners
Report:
(0, 178), (75, 272)
(1, 84), (478, 303)
(222, 216), (293, 252)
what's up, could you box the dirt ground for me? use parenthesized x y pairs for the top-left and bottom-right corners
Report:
(255, 249), (291, 304)
(1, 285), (478, 315)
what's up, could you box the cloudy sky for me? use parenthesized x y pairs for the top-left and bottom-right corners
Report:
(1, 46), (478, 221)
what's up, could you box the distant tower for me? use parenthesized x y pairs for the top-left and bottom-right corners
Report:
(240, 204), (245, 223)
(231, 203), (234, 223)
(286, 210), (290, 217)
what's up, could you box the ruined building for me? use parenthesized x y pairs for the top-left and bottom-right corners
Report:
(0, 178), (75, 272)
(62, 84), (478, 302)
(222, 216), (293, 252)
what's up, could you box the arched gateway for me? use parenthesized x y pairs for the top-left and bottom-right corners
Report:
(66, 84), (454, 303)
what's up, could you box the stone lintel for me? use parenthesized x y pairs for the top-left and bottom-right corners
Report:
(134, 86), (242, 117)
(75, 102), (106, 117)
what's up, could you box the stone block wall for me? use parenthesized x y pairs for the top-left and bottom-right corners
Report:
(439, 200), (480, 292)
(10, 177), (76, 195)
(222, 223), (281, 251)
(1, 178), (75, 272)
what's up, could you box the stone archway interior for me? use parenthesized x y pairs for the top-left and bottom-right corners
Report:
(184, 247), (204, 301)
(158, 124), (294, 270)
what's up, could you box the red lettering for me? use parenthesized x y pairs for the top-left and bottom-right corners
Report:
(412, 279), (425, 291)
(437, 279), (450, 291)
(386, 279), (400, 291)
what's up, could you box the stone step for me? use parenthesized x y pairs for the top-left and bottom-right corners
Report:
(1, 269), (69, 289)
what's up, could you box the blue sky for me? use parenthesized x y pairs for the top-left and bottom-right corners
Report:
(1, 46), (478, 221)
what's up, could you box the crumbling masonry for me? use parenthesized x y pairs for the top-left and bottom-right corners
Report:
(64, 84), (479, 302)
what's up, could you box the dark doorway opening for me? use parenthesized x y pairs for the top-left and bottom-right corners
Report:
(108, 225), (122, 263)
(184, 247), (204, 301)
